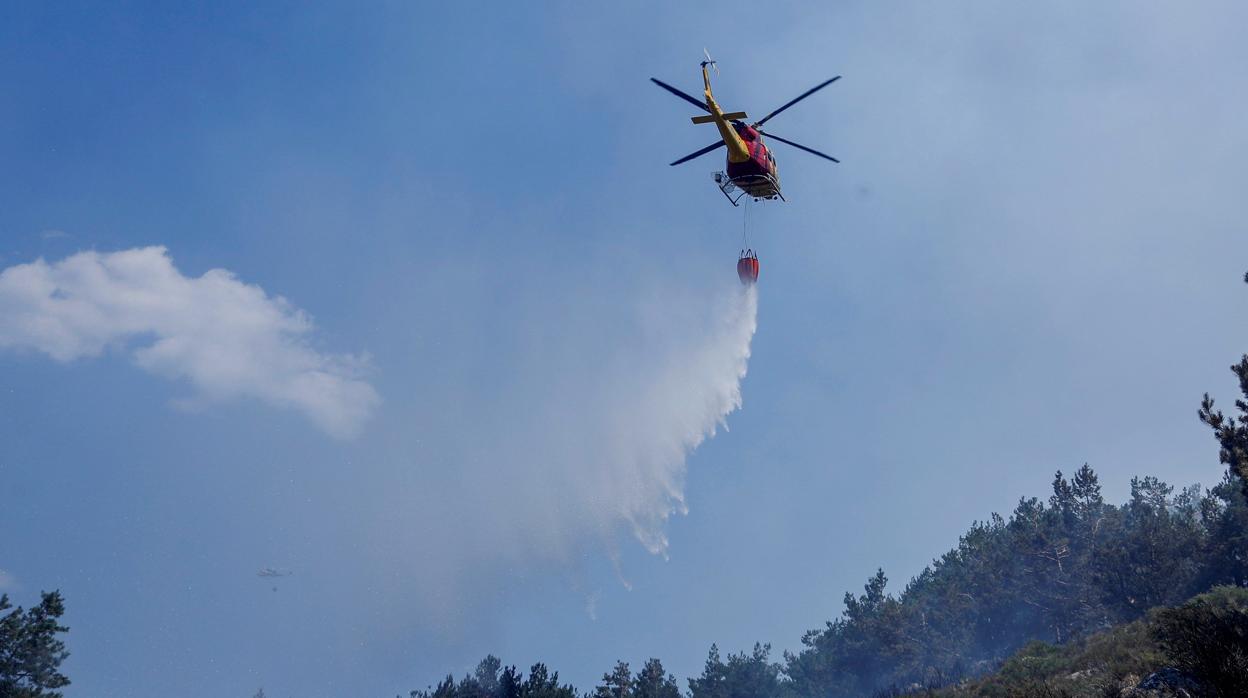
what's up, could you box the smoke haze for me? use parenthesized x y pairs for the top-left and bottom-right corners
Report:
(354, 278), (760, 619)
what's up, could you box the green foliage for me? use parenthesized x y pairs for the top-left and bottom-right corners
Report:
(1200, 355), (1248, 504)
(632, 658), (681, 698)
(0, 591), (71, 698)
(1064, 616), (1164, 687)
(521, 663), (577, 698)
(933, 615), (1164, 698)
(593, 661), (633, 698)
(1151, 586), (1248, 696)
(688, 643), (783, 698)
(992, 641), (1073, 689)
(916, 588), (1248, 697)
(784, 463), (1248, 696)
(408, 656), (576, 698)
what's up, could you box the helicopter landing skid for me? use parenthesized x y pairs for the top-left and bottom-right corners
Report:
(713, 172), (785, 207)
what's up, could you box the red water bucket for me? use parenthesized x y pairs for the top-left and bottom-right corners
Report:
(737, 254), (760, 285)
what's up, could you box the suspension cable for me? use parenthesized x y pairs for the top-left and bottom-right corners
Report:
(741, 199), (750, 251)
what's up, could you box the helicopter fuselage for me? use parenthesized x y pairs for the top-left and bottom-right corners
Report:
(726, 123), (776, 178)
(725, 123), (782, 200)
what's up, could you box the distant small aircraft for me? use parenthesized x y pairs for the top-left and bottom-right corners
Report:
(256, 567), (292, 578)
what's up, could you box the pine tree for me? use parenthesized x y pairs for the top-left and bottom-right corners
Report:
(1049, 470), (1076, 524)
(687, 646), (726, 698)
(631, 658), (680, 698)
(498, 665), (521, 698)
(687, 644), (783, 698)
(1200, 355), (1248, 503)
(474, 656), (502, 696)
(520, 662), (576, 698)
(0, 591), (71, 697)
(592, 661), (632, 698)
(1199, 274), (1248, 503)
(1071, 464), (1103, 515)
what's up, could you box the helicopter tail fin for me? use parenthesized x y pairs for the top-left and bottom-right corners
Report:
(692, 111), (747, 124)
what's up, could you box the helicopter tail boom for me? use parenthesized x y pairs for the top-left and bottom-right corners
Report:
(700, 62), (750, 163)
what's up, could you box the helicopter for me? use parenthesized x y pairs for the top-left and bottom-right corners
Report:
(651, 51), (840, 206)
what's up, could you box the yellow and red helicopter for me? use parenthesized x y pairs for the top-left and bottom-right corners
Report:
(651, 52), (839, 207)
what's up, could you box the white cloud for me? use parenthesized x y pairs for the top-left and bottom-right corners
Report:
(0, 246), (378, 438)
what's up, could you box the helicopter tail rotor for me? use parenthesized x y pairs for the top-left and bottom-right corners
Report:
(701, 48), (719, 76)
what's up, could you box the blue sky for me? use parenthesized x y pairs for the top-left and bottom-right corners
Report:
(2, 2), (1247, 696)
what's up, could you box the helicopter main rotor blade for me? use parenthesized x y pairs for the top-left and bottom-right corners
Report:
(669, 140), (725, 166)
(650, 77), (710, 113)
(758, 131), (839, 163)
(754, 76), (841, 126)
